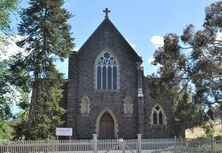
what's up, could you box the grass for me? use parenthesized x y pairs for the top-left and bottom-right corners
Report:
(185, 123), (222, 138)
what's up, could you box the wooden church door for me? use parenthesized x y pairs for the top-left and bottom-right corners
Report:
(99, 112), (114, 139)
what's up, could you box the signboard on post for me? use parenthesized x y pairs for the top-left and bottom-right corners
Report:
(56, 127), (73, 137)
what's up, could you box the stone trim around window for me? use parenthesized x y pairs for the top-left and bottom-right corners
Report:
(150, 103), (167, 126)
(94, 48), (120, 91)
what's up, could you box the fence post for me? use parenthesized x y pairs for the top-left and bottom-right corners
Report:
(119, 139), (125, 153)
(174, 136), (177, 152)
(6, 142), (8, 153)
(93, 134), (97, 153)
(210, 137), (214, 153)
(137, 134), (142, 153)
(174, 136), (177, 144)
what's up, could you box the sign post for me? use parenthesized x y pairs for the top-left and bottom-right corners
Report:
(56, 127), (73, 151)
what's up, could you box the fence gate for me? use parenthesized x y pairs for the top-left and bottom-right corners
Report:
(102, 139), (136, 153)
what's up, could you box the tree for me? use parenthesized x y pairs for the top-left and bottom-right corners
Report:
(182, 2), (222, 114)
(0, 60), (14, 139)
(0, 58), (30, 139)
(151, 1), (222, 134)
(0, 0), (19, 140)
(0, 0), (18, 30)
(0, 0), (18, 55)
(12, 0), (74, 140)
(173, 91), (205, 137)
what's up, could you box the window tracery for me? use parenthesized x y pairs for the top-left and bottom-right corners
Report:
(96, 51), (118, 90)
(150, 104), (167, 125)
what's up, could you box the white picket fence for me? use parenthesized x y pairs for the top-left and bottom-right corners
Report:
(1, 134), (222, 153)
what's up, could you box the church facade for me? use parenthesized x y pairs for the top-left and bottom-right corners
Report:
(63, 9), (178, 139)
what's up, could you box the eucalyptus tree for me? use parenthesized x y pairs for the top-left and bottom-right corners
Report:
(151, 1), (222, 132)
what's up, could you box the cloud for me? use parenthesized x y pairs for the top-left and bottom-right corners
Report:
(147, 56), (154, 64)
(0, 35), (25, 60)
(150, 35), (164, 47)
(147, 55), (161, 67)
(216, 32), (222, 41)
(146, 56), (161, 75)
(126, 39), (135, 48)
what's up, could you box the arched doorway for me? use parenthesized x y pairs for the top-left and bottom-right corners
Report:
(96, 107), (118, 139)
(99, 112), (114, 139)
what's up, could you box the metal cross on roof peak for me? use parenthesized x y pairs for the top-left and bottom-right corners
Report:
(103, 8), (111, 19)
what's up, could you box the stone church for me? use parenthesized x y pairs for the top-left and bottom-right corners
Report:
(63, 9), (178, 139)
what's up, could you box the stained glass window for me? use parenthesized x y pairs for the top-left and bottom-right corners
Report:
(113, 66), (117, 89)
(97, 67), (101, 89)
(96, 52), (118, 90)
(108, 66), (112, 89)
(102, 67), (106, 89)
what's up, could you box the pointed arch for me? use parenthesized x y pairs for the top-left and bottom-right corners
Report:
(150, 103), (167, 125)
(95, 107), (118, 138)
(94, 48), (120, 90)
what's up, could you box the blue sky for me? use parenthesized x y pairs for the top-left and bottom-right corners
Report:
(8, 0), (218, 114)
(17, 0), (218, 77)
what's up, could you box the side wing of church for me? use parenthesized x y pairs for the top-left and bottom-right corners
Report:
(64, 9), (178, 139)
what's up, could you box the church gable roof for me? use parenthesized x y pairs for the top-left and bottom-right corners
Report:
(77, 12), (142, 62)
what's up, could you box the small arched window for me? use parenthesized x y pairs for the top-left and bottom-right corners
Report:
(150, 104), (167, 125)
(96, 51), (118, 90)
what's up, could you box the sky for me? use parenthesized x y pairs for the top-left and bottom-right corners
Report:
(2, 0), (219, 115)
(59, 0), (219, 77)
(5, 0), (219, 77)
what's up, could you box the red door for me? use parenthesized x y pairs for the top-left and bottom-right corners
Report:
(99, 112), (114, 139)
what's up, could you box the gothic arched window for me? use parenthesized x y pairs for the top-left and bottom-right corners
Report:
(96, 51), (119, 90)
(150, 104), (167, 125)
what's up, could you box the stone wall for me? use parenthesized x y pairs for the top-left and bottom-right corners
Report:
(66, 19), (141, 139)
(65, 18), (178, 139)
(143, 77), (177, 138)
